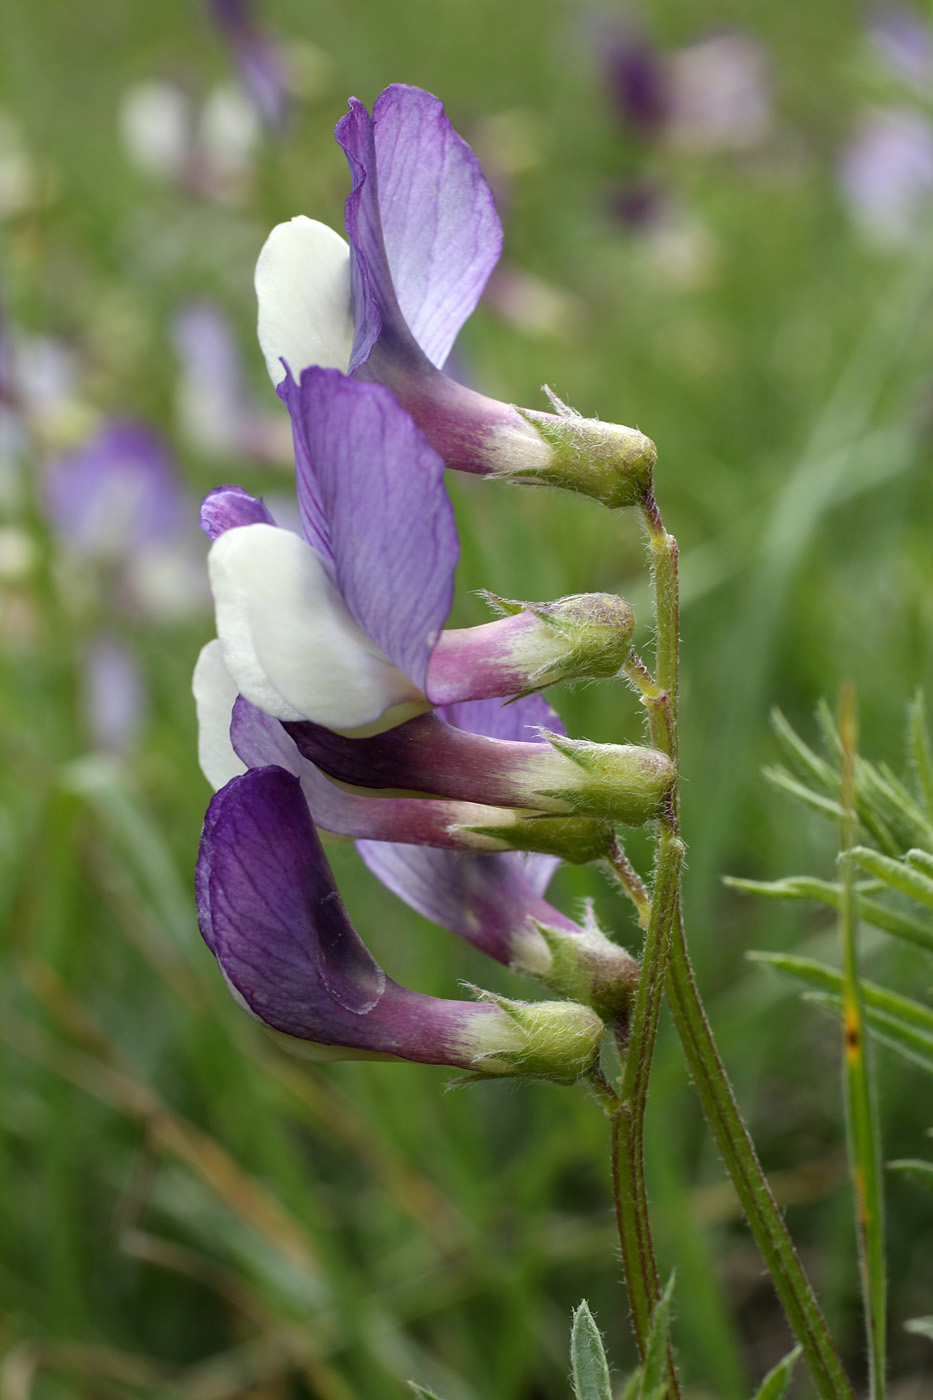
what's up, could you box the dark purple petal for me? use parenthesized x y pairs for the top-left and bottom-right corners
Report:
(44, 421), (188, 554)
(356, 842), (573, 966)
(197, 765), (514, 1064)
(198, 766), (385, 1020)
(282, 368), (458, 689)
(337, 86), (503, 371)
(199, 484), (277, 540)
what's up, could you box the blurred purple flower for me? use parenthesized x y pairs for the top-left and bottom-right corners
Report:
(868, 5), (933, 89)
(207, 0), (289, 132)
(173, 302), (291, 463)
(44, 420), (207, 619)
(45, 421), (186, 556)
(196, 764), (605, 1075)
(604, 28), (669, 134)
(839, 106), (933, 243)
(82, 635), (147, 752)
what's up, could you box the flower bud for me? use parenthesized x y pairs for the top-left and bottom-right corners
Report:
(426, 592), (634, 704)
(464, 989), (605, 1083)
(532, 910), (640, 1022)
(286, 712), (676, 827)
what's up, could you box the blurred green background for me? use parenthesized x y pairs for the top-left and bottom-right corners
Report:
(1, 0), (932, 1395)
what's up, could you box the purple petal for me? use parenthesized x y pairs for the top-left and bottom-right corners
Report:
(437, 692), (566, 742)
(199, 484), (277, 540)
(197, 765), (510, 1063)
(337, 85), (503, 371)
(281, 368), (458, 689)
(197, 766), (385, 1020)
(44, 421), (188, 555)
(356, 842), (572, 966)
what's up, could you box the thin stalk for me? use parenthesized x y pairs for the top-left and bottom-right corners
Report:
(610, 828), (684, 1397)
(607, 835), (652, 929)
(636, 482), (856, 1400)
(603, 487), (684, 1395)
(838, 685), (887, 1399)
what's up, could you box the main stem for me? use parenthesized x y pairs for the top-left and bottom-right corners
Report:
(633, 488), (856, 1400)
(607, 491), (683, 1393)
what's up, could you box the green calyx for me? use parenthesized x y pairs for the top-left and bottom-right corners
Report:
(462, 812), (615, 865)
(514, 400), (656, 510)
(538, 733), (676, 826)
(466, 990), (605, 1084)
(533, 912), (640, 1022)
(483, 590), (635, 690)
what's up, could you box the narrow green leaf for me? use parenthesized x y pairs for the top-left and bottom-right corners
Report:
(640, 1273), (675, 1399)
(803, 992), (933, 1077)
(851, 846), (933, 911)
(887, 1158), (933, 1191)
(904, 1316), (933, 1341)
(906, 848), (933, 879)
(751, 1346), (802, 1400)
(570, 1301), (612, 1400)
(762, 767), (843, 822)
(750, 953), (933, 1036)
(408, 1384), (448, 1400)
(909, 691), (933, 819)
(734, 879), (933, 951)
(770, 710), (838, 794)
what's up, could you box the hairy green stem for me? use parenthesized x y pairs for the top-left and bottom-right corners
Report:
(607, 486), (855, 1400)
(610, 828), (684, 1397)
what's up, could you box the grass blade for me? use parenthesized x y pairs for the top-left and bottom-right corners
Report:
(752, 1346), (802, 1400)
(908, 692), (933, 819)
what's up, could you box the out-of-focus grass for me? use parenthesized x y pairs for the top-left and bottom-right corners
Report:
(1, 1), (932, 1396)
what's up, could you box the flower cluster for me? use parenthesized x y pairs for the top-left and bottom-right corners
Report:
(194, 84), (671, 1081)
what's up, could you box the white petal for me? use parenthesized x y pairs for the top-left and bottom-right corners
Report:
(208, 524), (423, 731)
(192, 639), (247, 790)
(255, 217), (354, 385)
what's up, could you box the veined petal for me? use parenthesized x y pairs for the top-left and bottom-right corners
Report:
(208, 522), (424, 730)
(193, 639), (247, 789)
(283, 369), (457, 690)
(356, 842), (575, 974)
(337, 86), (502, 370)
(200, 484), (276, 541)
(255, 216), (354, 386)
(198, 766), (605, 1075)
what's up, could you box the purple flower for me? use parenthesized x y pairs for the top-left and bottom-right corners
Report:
(45, 421), (186, 556)
(173, 302), (291, 463)
(207, 0), (289, 133)
(197, 370), (638, 735)
(82, 635), (147, 753)
(868, 5), (933, 90)
(283, 696), (674, 827)
(254, 85), (656, 509)
(196, 763), (605, 1077)
(839, 106), (933, 244)
(195, 640), (614, 863)
(43, 420), (207, 620)
(604, 28), (669, 134)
